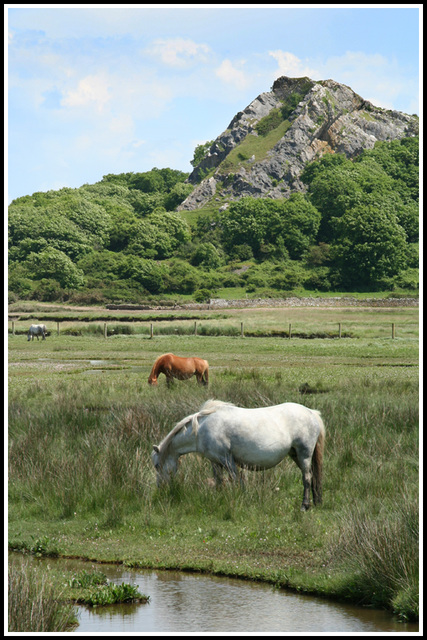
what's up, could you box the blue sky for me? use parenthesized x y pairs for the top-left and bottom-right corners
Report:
(6, 4), (421, 203)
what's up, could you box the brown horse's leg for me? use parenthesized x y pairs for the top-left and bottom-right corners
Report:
(166, 374), (174, 387)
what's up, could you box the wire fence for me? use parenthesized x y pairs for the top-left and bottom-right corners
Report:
(9, 319), (419, 340)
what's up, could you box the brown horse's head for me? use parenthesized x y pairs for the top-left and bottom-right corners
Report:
(148, 375), (158, 386)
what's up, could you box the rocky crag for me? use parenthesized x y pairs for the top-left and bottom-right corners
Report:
(178, 76), (418, 211)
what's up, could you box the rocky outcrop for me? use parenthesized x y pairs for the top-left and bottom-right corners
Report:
(178, 76), (418, 211)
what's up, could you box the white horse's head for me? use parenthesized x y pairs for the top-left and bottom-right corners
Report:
(151, 445), (178, 486)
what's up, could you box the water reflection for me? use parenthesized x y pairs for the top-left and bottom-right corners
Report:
(77, 567), (417, 634)
(10, 555), (418, 634)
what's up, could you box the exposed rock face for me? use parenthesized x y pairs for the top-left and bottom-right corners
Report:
(178, 76), (418, 211)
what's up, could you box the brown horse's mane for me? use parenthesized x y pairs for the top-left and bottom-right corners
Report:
(158, 399), (236, 462)
(153, 353), (173, 366)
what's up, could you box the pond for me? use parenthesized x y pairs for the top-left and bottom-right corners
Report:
(12, 555), (419, 634)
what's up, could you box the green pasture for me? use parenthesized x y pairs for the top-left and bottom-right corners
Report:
(8, 304), (420, 622)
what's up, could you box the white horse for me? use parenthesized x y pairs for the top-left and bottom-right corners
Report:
(152, 399), (325, 511)
(27, 324), (47, 341)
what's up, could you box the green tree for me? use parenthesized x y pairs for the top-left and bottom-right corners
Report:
(117, 255), (166, 293)
(77, 250), (123, 281)
(126, 210), (191, 259)
(129, 191), (165, 216)
(220, 195), (320, 261)
(191, 242), (223, 270)
(162, 259), (201, 294)
(330, 204), (408, 289)
(220, 198), (270, 257)
(24, 248), (85, 289)
(302, 163), (364, 242)
(107, 208), (139, 252)
(164, 182), (194, 211)
(191, 141), (214, 167)
(267, 193), (321, 259)
(193, 288), (212, 303)
(130, 170), (166, 193)
(358, 137), (419, 202)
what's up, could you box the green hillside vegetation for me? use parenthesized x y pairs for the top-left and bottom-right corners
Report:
(217, 118), (292, 175)
(8, 137), (419, 305)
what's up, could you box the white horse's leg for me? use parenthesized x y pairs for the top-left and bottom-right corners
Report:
(211, 454), (241, 486)
(290, 447), (312, 511)
(300, 461), (313, 511)
(211, 462), (225, 487)
(224, 455), (245, 487)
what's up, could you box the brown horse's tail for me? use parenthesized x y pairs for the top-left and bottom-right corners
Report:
(311, 411), (325, 506)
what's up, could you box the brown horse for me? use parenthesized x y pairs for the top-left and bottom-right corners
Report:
(148, 353), (209, 387)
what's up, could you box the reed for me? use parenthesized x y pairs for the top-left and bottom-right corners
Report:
(331, 494), (419, 621)
(8, 558), (77, 632)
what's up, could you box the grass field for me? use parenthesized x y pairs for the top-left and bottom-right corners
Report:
(8, 303), (420, 623)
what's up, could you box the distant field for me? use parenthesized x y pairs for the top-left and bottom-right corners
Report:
(8, 302), (419, 341)
(8, 303), (418, 409)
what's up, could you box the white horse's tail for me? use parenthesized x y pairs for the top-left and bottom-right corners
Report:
(311, 410), (325, 506)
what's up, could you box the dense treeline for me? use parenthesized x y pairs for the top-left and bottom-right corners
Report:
(8, 138), (418, 304)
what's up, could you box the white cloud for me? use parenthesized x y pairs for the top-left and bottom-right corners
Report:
(61, 73), (111, 112)
(269, 51), (319, 79)
(215, 59), (250, 90)
(146, 38), (211, 68)
(108, 114), (134, 136)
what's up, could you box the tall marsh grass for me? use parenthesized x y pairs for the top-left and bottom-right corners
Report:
(8, 558), (77, 632)
(332, 495), (419, 621)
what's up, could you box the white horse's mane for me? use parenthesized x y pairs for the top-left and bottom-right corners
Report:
(199, 398), (236, 414)
(158, 399), (236, 460)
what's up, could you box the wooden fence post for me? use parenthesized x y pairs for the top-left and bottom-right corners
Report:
(12, 321), (15, 336)
(150, 323), (153, 339)
(104, 323), (107, 339)
(338, 323), (342, 338)
(241, 322), (244, 337)
(57, 322), (60, 336)
(392, 323), (395, 339)
(289, 323), (292, 339)
(194, 321), (197, 336)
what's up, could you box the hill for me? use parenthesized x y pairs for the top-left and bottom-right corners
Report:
(178, 76), (418, 211)
(8, 76), (419, 305)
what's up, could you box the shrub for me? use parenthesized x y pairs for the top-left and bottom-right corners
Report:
(193, 289), (212, 303)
